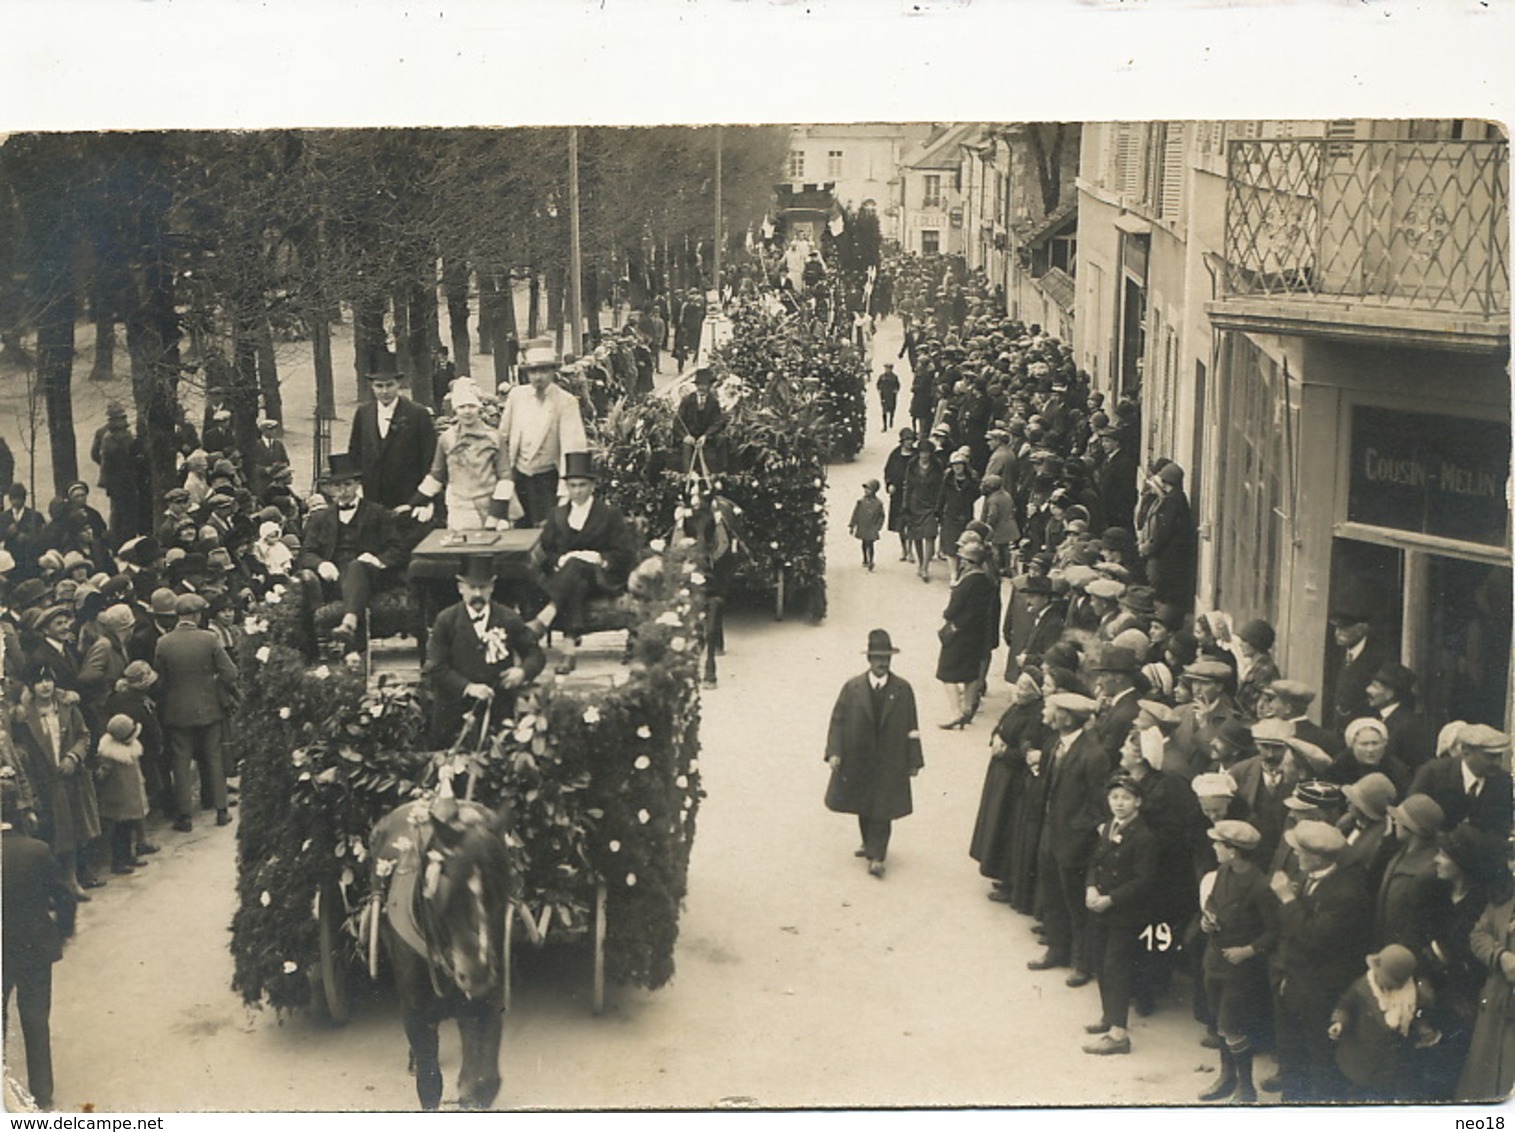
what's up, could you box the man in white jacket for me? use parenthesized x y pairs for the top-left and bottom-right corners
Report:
(491, 341), (588, 528)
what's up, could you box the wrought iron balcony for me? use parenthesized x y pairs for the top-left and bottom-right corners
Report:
(1220, 137), (1508, 323)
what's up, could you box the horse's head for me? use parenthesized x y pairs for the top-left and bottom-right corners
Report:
(416, 802), (513, 1000)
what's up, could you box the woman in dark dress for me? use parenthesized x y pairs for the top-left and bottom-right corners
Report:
(937, 449), (979, 580)
(882, 429), (917, 564)
(902, 440), (945, 584)
(934, 543), (997, 729)
(971, 667), (1048, 913)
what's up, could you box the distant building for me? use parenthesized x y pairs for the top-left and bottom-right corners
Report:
(900, 124), (985, 257)
(780, 125), (932, 244)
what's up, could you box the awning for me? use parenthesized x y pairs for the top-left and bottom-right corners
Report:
(1017, 199), (1078, 251)
(1035, 267), (1077, 313)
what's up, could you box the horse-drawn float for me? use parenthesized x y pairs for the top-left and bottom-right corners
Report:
(229, 536), (707, 1105)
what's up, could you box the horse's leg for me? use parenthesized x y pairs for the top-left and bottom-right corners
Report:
(403, 1005), (444, 1111)
(709, 594), (725, 655)
(455, 993), (504, 1110)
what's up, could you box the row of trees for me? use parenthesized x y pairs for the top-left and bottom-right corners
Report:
(0, 127), (787, 504)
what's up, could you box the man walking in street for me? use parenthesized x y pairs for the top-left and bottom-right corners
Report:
(153, 593), (239, 831)
(824, 629), (924, 879)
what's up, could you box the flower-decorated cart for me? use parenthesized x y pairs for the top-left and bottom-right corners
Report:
(229, 544), (707, 1021)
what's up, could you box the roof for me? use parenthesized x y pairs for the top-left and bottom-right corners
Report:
(1036, 267), (1077, 313)
(907, 123), (986, 171)
(1017, 198), (1079, 250)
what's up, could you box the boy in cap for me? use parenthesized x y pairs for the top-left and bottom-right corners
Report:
(847, 480), (885, 572)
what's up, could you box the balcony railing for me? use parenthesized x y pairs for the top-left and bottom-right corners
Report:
(1221, 137), (1509, 319)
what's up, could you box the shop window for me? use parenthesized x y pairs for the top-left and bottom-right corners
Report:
(921, 229), (941, 255)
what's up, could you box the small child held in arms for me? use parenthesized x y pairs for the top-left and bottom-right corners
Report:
(849, 479), (886, 572)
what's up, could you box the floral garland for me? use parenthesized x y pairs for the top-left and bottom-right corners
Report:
(229, 551), (706, 1011)
(592, 369), (830, 620)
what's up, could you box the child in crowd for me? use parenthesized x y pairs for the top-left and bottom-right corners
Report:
(95, 714), (150, 875)
(849, 480), (886, 572)
(1329, 944), (1437, 1101)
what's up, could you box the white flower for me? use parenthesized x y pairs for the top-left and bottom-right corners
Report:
(774, 502), (784, 510)
(394, 835), (414, 852)
(656, 611), (681, 627)
(608, 839), (621, 852)
(259, 890), (272, 907)
(637, 809), (651, 824)
(282, 960), (298, 974)
(265, 592), (282, 605)
(649, 538), (667, 554)
(670, 637), (687, 653)
(278, 706), (292, 720)
(291, 749), (306, 766)
(690, 573), (706, 586)
(689, 759), (700, 772)
(255, 646), (272, 664)
(301, 839), (312, 852)
(375, 857), (396, 877)
(637, 725), (652, 739)
(582, 706), (601, 725)
(684, 796), (694, 810)
(625, 873), (638, 887)
(675, 775), (688, 789)
(634, 755), (651, 770)
(313, 665), (331, 680)
(272, 584), (287, 598)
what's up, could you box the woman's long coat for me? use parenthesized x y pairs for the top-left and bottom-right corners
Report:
(13, 697), (99, 855)
(936, 569), (997, 684)
(1457, 892), (1515, 1102)
(824, 671), (924, 822)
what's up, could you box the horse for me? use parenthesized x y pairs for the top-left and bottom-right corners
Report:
(367, 792), (515, 1110)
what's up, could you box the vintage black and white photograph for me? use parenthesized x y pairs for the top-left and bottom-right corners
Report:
(0, 1), (1510, 1119)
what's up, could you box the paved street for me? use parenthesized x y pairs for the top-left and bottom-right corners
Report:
(8, 314), (1287, 1113)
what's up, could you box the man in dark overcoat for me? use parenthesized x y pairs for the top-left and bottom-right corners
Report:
(1029, 691), (1110, 984)
(1409, 724), (1513, 837)
(675, 367), (727, 474)
(346, 372), (437, 510)
(2, 773), (76, 1111)
(422, 557), (545, 749)
(1095, 427), (1139, 533)
(825, 629), (924, 879)
(154, 592), (239, 830)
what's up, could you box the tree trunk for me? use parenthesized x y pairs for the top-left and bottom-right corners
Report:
(547, 264), (564, 336)
(87, 267), (117, 385)
(230, 303), (262, 454)
(528, 270), (541, 338)
(584, 264), (601, 342)
(257, 314), (282, 424)
(37, 272), (79, 496)
(123, 255), (182, 510)
(352, 294), (388, 403)
(444, 256), (471, 377)
(406, 279), (436, 411)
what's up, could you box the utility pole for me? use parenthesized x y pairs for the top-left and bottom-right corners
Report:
(568, 127), (585, 357)
(713, 126), (723, 305)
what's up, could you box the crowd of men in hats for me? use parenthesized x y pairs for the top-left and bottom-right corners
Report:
(0, 331), (659, 1108)
(860, 252), (1514, 1103)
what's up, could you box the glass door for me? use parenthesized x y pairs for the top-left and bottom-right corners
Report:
(1418, 555), (1512, 729)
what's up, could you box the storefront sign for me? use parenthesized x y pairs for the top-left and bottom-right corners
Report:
(1348, 405), (1511, 547)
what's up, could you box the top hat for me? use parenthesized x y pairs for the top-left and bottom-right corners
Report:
(325, 453), (362, 482)
(456, 557), (497, 587)
(864, 628), (900, 656)
(561, 451), (598, 482)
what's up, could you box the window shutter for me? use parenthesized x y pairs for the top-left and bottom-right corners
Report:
(1117, 123), (1144, 201)
(1161, 122), (1187, 220)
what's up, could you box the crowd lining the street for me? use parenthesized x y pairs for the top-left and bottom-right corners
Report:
(846, 252), (1514, 1103)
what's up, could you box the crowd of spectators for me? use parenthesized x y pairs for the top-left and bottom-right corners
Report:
(872, 252), (1513, 1103)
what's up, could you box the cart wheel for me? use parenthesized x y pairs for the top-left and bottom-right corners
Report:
(317, 880), (351, 1026)
(592, 882), (607, 1016)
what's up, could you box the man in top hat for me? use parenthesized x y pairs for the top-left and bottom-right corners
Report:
(1327, 597), (1391, 729)
(824, 629), (924, 879)
(2, 769), (76, 1111)
(1267, 819), (1372, 1102)
(421, 557), (546, 749)
(153, 592), (239, 831)
(491, 341), (590, 529)
(1029, 690), (1109, 984)
(1409, 723), (1513, 837)
(525, 452), (637, 675)
(296, 453), (405, 644)
(346, 370), (437, 511)
(1088, 644), (1144, 759)
(675, 367), (727, 475)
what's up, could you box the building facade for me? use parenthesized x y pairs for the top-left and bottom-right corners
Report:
(781, 124), (932, 244)
(1000, 123), (1082, 343)
(900, 124), (984, 258)
(1070, 119), (1511, 730)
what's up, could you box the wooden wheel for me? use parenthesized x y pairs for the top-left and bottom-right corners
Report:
(592, 882), (607, 1016)
(316, 880), (351, 1026)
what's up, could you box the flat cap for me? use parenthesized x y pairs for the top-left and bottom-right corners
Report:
(1045, 692), (1099, 718)
(1284, 820), (1348, 859)
(174, 592), (208, 616)
(1191, 772), (1238, 799)
(1458, 723), (1511, 754)
(1182, 659), (1232, 683)
(1208, 820), (1261, 850)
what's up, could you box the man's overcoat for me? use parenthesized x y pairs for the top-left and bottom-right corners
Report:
(824, 671), (924, 821)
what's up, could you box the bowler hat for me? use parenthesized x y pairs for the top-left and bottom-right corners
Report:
(1020, 575), (1054, 598)
(1388, 794), (1446, 839)
(1342, 772), (1397, 822)
(1119, 586), (1157, 617)
(1283, 779), (1344, 812)
(363, 370), (404, 382)
(456, 557), (497, 587)
(324, 452), (362, 483)
(1214, 718), (1257, 753)
(1208, 820), (1262, 851)
(561, 451), (598, 481)
(864, 628), (901, 656)
(149, 588), (179, 617)
(1368, 662), (1416, 701)
(1284, 820), (1347, 859)
(1329, 596), (1377, 625)
(11, 578), (47, 610)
